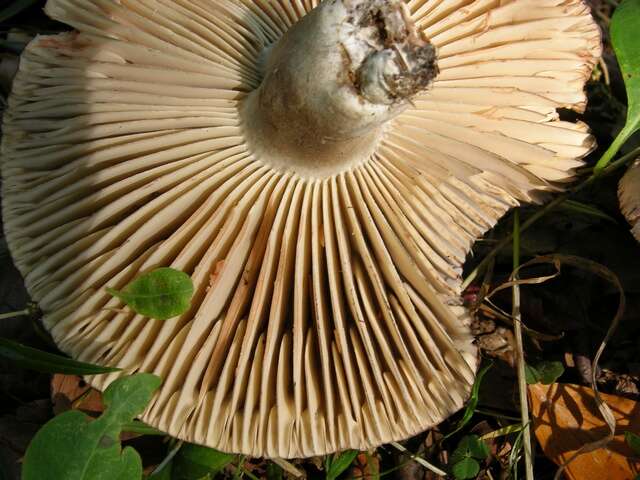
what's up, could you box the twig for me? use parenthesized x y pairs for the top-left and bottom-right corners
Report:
(598, 57), (611, 86)
(390, 442), (447, 477)
(497, 254), (623, 480)
(271, 458), (304, 478)
(511, 210), (534, 480)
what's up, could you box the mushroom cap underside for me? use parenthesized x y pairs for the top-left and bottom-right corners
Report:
(0, 0), (601, 458)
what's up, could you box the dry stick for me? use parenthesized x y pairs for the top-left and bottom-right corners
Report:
(511, 210), (535, 480)
(390, 442), (447, 477)
(510, 255), (623, 480)
(461, 145), (640, 291)
(496, 255), (622, 479)
(271, 458), (304, 478)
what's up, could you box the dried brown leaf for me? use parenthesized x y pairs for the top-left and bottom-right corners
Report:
(51, 374), (104, 415)
(529, 383), (640, 480)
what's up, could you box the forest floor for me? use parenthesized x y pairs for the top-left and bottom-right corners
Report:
(1, 1), (639, 479)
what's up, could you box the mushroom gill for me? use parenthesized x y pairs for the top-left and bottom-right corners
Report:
(1, 0), (601, 458)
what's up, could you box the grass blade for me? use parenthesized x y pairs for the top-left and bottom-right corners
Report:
(0, 338), (120, 374)
(444, 361), (493, 439)
(511, 209), (535, 480)
(326, 450), (359, 480)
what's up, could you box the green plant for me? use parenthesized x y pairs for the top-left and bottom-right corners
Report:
(524, 361), (565, 385)
(450, 435), (490, 480)
(0, 267), (196, 479)
(445, 362), (493, 439)
(625, 431), (640, 456)
(325, 450), (359, 480)
(107, 267), (194, 321)
(0, 267), (195, 373)
(170, 443), (236, 480)
(462, 0), (640, 291)
(595, 0), (640, 172)
(266, 462), (284, 480)
(0, 337), (120, 375)
(22, 373), (162, 480)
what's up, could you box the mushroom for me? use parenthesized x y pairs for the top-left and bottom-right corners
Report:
(619, 159), (640, 241)
(1, 0), (600, 458)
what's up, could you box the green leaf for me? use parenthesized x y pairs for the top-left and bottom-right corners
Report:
(595, 0), (640, 171)
(326, 450), (359, 480)
(625, 431), (640, 456)
(266, 463), (284, 480)
(451, 436), (490, 463)
(525, 361), (564, 385)
(560, 200), (618, 224)
(107, 268), (194, 321)
(525, 364), (540, 385)
(445, 362), (493, 439)
(451, 457), (480, 480)
(23, 373), (162, 480)
(480, 423), (525, 441)
(0, 0), (40, 23)
(171, 444), (236, 480)
(0, 337), (120, 375)
(121, 420), (165, 436)
(508, 427), (526, 477)
(535, 361), (565, 385)
(451, 435), (490, 479)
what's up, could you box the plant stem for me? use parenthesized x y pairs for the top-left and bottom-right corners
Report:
(475, 408), (522, 422)
(513, 207), (521, 275)
(390, 442), (447, 477)
(0, 308), (30, 320)
(233, 455), (246, 480)
(149, 440), (183, 477)
(594, 121), (639, 172)
(511, 210), (534, 480)
(238, 460), (260, 480)
(462, 145), (640, 290)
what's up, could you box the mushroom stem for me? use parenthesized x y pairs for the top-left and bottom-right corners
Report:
(241, 0), (438, 177)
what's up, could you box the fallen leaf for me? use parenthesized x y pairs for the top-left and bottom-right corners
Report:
(50, 374), (157, 441)
(352, 452), (380, 479)
(529, 383), (640, 480)
(51, 374), (104, 415)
